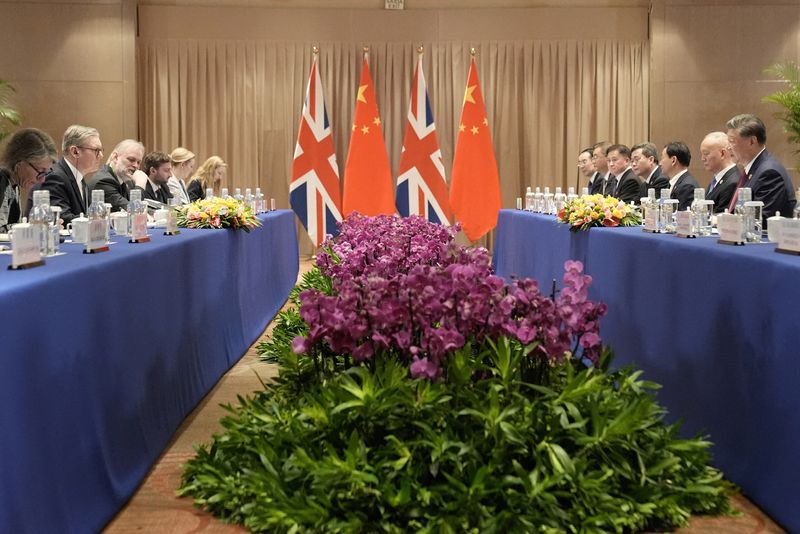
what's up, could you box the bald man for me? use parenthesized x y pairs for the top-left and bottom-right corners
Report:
(700, 132), (739, 213)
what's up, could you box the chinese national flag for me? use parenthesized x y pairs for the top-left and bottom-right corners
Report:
(449, 57), (501, 242)
(342, 58), (395, 217)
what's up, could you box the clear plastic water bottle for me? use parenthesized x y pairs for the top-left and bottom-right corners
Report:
(553, 187), (566, 213)
(794, 188), (800, 219)
(657, 188), (675, 233)
(581, 187), (589, 196)
(567, 187), (578, 202)
(524, 186), (534, 211)
(734, 187), (752, 241)
(244, 188), (255, 211)
(533, 187), (543, 212)
(743, 200), (764, 242)
(221, 187), (229, 199)
(127, 189), (146, 238)
(29, 190), (51, 255)
(543, 187), (554, 214)
(255, 187), (265, 213)
(205, 187), (214, 200)
(87, 190), (108, 242)
(234, 188), (243, 202)
(690, 188), (707, 236)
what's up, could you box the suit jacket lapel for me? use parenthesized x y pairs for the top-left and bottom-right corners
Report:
(60, 159), (86, 213)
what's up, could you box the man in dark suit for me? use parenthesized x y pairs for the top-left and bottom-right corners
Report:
(660, 141), (699, 211)
(86, 139), (144, 212)
(141, 151), (174, 205)
(725, 114), (796, 220)
(632, 142), (669, 199)
(40, 125), (104, 225)
(591, 141), (612, 195)
(699, 132), (738, 214)
(577, 148), (598, 193)
(606, 144), (643, 204)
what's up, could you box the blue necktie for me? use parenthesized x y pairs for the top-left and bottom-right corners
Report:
(708, 176), (718, 193)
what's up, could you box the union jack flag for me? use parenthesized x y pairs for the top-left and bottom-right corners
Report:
(290, 57), (342, 247)
(396, 55), (451, 225)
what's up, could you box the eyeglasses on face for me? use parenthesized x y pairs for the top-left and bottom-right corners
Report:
(77, 146), (103, 157)
(26, 160), (51, 181)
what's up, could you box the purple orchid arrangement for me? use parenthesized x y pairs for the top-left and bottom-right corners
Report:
(293, 214), (606, 380)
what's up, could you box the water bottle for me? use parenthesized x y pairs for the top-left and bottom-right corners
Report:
(255, 187), (265, 213)
(567, 187), (578, 203)
(543, 187), (554, 214)
(524, 186), (534, 211)
(244, 188), (255, 212)
(743, 200), (764, 242)
(87, 190), (108, 243)
(29, 190), (51, 255)
(581, 187), (589, 196)
(205, 187), (214, 200)
(127, 189), (146, 239)
(690, 188), (706, 236)
(221, 187), (229, 199)
(234, 188), (243, 202)
(733, 187), (752, 241)
(794, 188), (800, 219)
(533, 187), (543, 212)
(553, 187), (566, 213)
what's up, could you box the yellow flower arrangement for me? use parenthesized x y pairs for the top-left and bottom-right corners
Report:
(557, 194), (641, 231)
(176, 197), (261, 232)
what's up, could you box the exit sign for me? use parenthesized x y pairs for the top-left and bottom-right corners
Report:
(385, 0), (404, 9)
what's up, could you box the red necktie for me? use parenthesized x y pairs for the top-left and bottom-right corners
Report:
(727, 170), (748, 213)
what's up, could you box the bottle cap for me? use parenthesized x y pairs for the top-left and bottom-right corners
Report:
(693, 188), (705, 199)
(660, 188), (670, 199)
(92, 190), (105, 204)
(130, 189), (142, 201)
(738, 187), (752, 202)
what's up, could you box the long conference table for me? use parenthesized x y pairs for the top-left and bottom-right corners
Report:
(0, 211), (299, 534)
(493, 209), (799, 532)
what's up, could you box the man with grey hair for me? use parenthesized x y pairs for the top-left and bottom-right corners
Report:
(699, 131), (738, 213)
(632, 142), (669, 198)
(87, 139), (145, 212)
(40, 124), (104, 224)
(725, 114), (795, 219)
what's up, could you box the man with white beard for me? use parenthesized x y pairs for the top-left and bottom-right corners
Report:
(87, 139), (145, 212)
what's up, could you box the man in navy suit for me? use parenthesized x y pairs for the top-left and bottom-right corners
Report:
(577, 147), (598, 193)
(660, 141), (699, 211)
(141, 151), (174, 205)
(87, 139), (144, 212)
(591, 141), (612, 195)
(632, 142), (669, 199)
(725, 114), (796, 220)
(40, 125), (104, 224)
(606, 144), (643, 204)
(699, 132), (739, 214)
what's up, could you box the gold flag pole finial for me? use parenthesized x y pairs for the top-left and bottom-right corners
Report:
(417, 45), (424, 55)
(312, 45), (319, 55)
(470, 47), (476, 57)
(363, 46), (369, 60)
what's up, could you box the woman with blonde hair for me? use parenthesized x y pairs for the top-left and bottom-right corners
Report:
(168, 147), (195, 204)
(187, 155), (226, 201)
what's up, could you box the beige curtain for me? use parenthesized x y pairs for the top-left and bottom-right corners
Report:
(137, 39), (648, 254)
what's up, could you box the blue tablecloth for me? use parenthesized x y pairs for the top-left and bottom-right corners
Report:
(493, 209), (800, 532)
(0, 211), (299, 534)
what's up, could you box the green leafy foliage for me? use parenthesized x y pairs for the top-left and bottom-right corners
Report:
(0, 79), (22, 143)
(763, 62), (800, 163)
(181, 339), (734, 533)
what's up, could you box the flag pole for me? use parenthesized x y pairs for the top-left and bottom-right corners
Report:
(312, 45), (319, 56)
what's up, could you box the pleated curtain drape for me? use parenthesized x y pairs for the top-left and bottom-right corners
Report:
(137, 39), (648, 253)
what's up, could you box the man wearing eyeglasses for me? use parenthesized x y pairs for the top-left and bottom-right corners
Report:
(40, 124), (104, 224)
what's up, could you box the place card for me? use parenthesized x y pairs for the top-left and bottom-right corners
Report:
(84, 219), (109, 254)
(674, 210), (696, 238)
(129, 213), (150, 243)
(8, 222), (44, 270)
(776, 219), (800, 255)
(717, 213), (745, 245)
(643, 207), (657, 232)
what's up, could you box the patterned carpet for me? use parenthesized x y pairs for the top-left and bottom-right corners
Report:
(104, 258), (786, 534)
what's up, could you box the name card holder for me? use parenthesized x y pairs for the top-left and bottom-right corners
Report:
(717, 213), (745, 246)
(8, 223), (45, 270)
(163, 209), (180, 236)
(674, 211), (696, 238)
(642, 208), (657, 233)
(776, 219), (800, 255)
(84, 219), (109, 254)
(129, 213), (150, 243)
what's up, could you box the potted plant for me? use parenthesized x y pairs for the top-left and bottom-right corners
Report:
(0, 79), (22, 143)
(762, 62), (800, 167)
